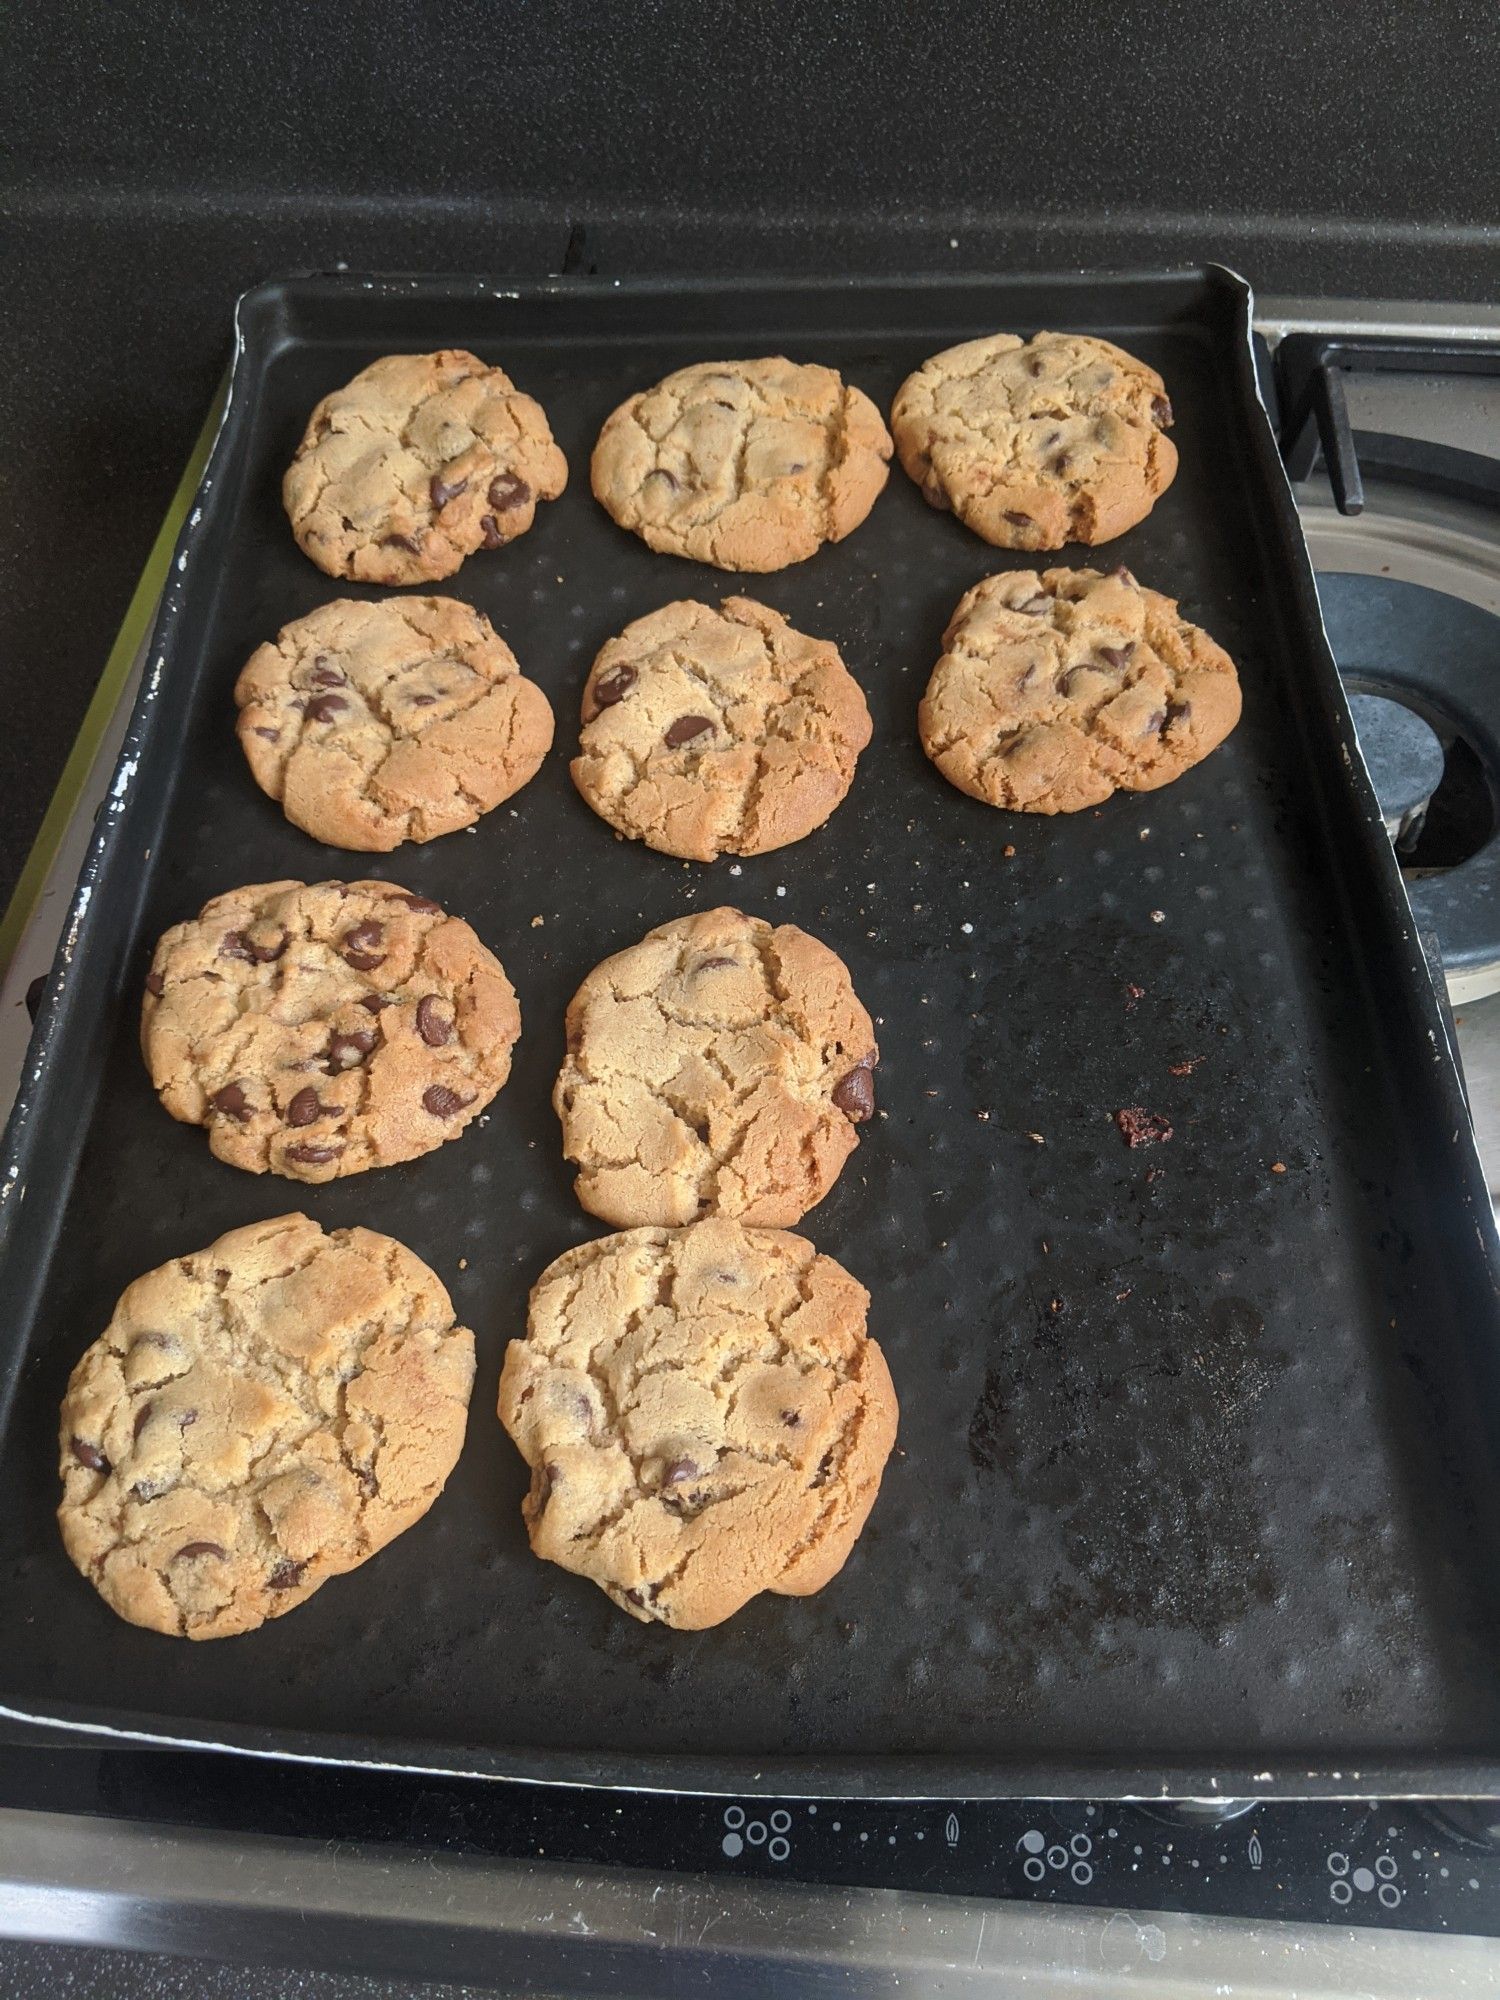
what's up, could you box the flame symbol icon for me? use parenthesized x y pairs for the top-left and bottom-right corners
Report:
(945, 1813), (961, 1849)
(1248, 1832), (1263, 1870)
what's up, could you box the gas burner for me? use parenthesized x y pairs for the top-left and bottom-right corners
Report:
(1136, 1800), (1258, 1826)
(1418, 1802), (1500, 1852)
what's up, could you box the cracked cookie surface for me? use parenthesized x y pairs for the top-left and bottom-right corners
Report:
(497, 1219), (897, 1628)
(554, 908), (878, 1228)
(235, 596), (554, 851)
(283, 349), (567, 586)
(891, 331), (1177, 550)
(58, 1213), (475, 1639)
(918, 565), (1241, 814)
(143, 879), (520, 1183)
(590, 357), (892, 570)
(571, 597), (871, 860)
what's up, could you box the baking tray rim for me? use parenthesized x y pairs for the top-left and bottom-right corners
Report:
(2, 262), (1498, 1801)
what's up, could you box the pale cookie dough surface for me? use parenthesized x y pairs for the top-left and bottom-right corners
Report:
(918, 565), (1242, 814)
(235, 596), (554, 851)
(571, 596), (871, 860)
(590, 356), (892, 571)
(554, 908), (878, 1229)
(891, 331), (1177, 550)
(58, 1213), (475, 1640)
(497, 1219), (898, 1628)
(283, 349), (567, 586)
(143, 879), (520, 1183)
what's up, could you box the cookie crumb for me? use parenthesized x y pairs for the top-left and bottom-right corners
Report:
(1003, 844), (1016, 858)
(458, 1256), (468, 1270)
(729, 864), (743, 876)
(776, 885), (787, 898)
(531, 915), (545, 927)
(1270, 1160), (1287, 1174)
(960, 921), (974, 934)
(1149, 909), (1165, 924)
(1026, 1131), (1046, 1145)
(1167, 1057), (1201, 1076)
(1113, 1106), (1173, 1147)
(1125, 982), (1146, 1010)
(976, 1109), (990, 1121)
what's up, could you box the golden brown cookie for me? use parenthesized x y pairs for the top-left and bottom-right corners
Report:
(554, 907), (878, 1228)
(497, 1219), (898, 1628)
(918, 564), (1242, 813)
(590, 357), (891, 570)
(142, 879), (520, 1182)
(891, 331), (1177, 549)
(283, 349), (567, 585)
(58, 1213), (475, 1639)
(571, 596), (871, 861)
(235, 596), (554, 851)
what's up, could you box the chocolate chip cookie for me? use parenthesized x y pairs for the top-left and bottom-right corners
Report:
(497, 1219), (898, 1628)
(283, 350), (567, 586)
(143, 879), (520, 1182)
(891, 331), (1177, 550)
(235, 596), (554, 851)
(590, 357), (892, 570)
(918, 565), (1242, 814)
(554, 907), (877, 1228)
(58, 1213), (475, 1639)
(571, 596), (871, 861)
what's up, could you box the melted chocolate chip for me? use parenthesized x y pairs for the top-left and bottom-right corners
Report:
(397, 892), (443, 913)
(268, 1558), (306, 1590)
(780, 1409), (802, 1427)
(416, 995), (453, 1047)
(174, 1541), (227, 1562)
(832, 1057), (877, 1122)
(1004, 510), (1034, 528)
(430, 471), (469, 510)
(145, 970), (165, 997)
(664, 714), (713, 749)
(359, 992), (392, 1012)
(920, 475), (951, 512)
(287, 1087), (323, 1126)
(810, 1449), (836, 1489)
(381, 532), (424, 555)
(663, 1457), (699, 1486)
(697, 955), (736, 971)
(285, 1141), (343, 1165)
(133, 1401), (155, 1442)
(478, 514), (505, 549)
(341, 920), (385, 972)
(326, 1029), (375, 1072)
(222, 929), (286, 964)
(590, 663), (638, 714)
(211, 1082), (251, 1122)
(487, 471), (531, 512)
(303, 692), (349, 724)
(70, 1436), (109, 1473)
(1166, 698), (1193, 726)
(1144, 709), (1167, 735)
(308, 659), (345, 689)
(252, 725), (281, 742)
(535, 1463), (558, 1506)
(1096, 643), (1136, 671)
(410, 694), (438, 708)
(1114, 564), (1136, 583)
(422, 1084), (474, 1119)
(645, 467), (679, 491)
(1152, 393), (1173, 427)
(1016, 594), (1050, 615)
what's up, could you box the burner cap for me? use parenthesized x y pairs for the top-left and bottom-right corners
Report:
(1346, 693), (1445, 833)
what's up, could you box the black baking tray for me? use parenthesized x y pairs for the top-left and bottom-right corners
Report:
(3, 268), (1500, 1801)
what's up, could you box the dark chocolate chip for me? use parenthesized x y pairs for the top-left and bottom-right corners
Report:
(1004, 510), (1034, 527)
(780, 1409), (801, 1428)
(381, 532), (424, 555)
(430, 471), (469, 510)
(1051, 452), (1072, 474)
(416, 995), (453, 1047)
(308, 659), (344, 689)
(832, 1058), (877, 1122)
(920, 475), (951, 512)
(1114, 564), (1135, 583)
(326, 1029), (375, 1072)
(1144, 709), (1167, 735)
(70, 1436), (109, 1473)
(1016, 594), (1050, 615)
(145, 970), (165, 997)
(1152, 394), (1173, 427)
(536, 1463), (558, 1506)
(287, 1087), (322, 1127)
(810, 1449), (836, 1489)
(180, 1409), (198, 1429)
(422, 1084), (474, 1119)
(341, 920), (385, 972)
(221, 929), (286, 964)
(252, 726), (282, 744)
(133, 1401), (155, 1443)
(1095, 643), (1136, 671)
(285, 1141), (343, 1165)
(174, 1541), (227, 1562)
(697, 955), (736, 971)
(487, 470), (531, 512)
(664, 714), (713, 749)
(410, 694), (437, 707)
(662, 1457), (699, 1486)
(268, 1558), (306, 1590)
(1027, 354), (1045, 377)
(1166, 699), (1193, 726)
(590, 664), (638, 717)
(478, 514), (505, 549)
(211, 1082), (251, 1122)
(303, 693), (349, 724)
(397, 893), (443, 913)
(359, 992), (392, 1012)
(645, 467), (679, 491)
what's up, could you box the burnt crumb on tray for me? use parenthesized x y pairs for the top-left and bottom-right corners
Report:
(1113, 1106), (1173, 1147)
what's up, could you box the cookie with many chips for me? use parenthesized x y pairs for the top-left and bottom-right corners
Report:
(497, 1218), (898, 1628)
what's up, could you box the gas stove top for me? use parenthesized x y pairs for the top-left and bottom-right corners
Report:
(4, 291), (1500, 1994)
